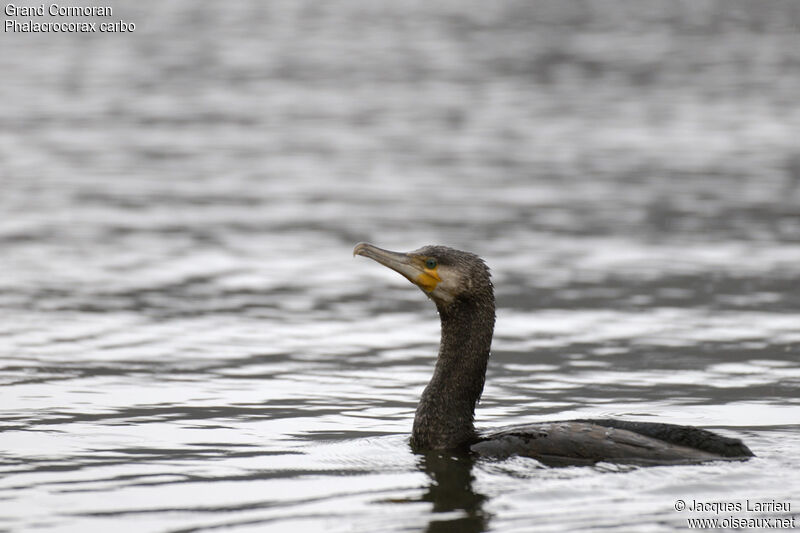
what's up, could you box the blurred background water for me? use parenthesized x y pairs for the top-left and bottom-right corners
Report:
(1, 1), (799, 531)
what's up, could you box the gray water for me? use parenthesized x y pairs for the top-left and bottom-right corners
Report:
(1, 1), (799, 531)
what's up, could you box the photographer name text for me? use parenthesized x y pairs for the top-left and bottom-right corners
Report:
(687, 499), (790, 514)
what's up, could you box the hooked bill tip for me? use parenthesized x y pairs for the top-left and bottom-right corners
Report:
(353, 242), (370, 257)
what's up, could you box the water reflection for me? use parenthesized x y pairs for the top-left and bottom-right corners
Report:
(417, 451), (489, 533)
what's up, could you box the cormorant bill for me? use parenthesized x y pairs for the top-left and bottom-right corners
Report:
(354, 242), (754, 466)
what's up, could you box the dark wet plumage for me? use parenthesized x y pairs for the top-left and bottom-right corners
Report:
(354, 243), (754, 466)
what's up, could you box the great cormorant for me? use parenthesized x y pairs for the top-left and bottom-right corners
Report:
(354, 242), (753, 466)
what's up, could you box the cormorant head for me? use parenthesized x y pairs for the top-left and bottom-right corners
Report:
(353, 242), (493, 308)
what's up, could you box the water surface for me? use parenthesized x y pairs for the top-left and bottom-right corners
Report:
(1, 1), (799, 531)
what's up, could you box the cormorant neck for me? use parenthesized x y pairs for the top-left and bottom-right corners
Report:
(411, 294), (495, 450)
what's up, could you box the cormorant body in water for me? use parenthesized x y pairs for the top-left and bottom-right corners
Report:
(354, 243), (753, 466)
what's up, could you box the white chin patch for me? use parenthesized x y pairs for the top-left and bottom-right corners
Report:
(428, 268), (462, 304)
(429, 285), (455, 304)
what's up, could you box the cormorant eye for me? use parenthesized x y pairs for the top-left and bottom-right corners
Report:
(425, 258), (438, 269)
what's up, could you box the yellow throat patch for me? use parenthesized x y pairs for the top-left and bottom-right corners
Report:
(416, 267), (441, 292)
